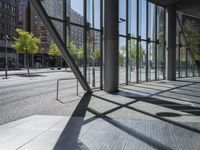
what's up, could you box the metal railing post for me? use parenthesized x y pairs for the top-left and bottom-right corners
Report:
(56, 78), (80, 101)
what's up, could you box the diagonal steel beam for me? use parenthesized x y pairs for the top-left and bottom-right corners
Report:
(30, 0), (91, 92)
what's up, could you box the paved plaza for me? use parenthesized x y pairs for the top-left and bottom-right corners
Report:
(0, 73), (200, 149)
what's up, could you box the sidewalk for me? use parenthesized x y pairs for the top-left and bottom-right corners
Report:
(0, 68), (70, 77)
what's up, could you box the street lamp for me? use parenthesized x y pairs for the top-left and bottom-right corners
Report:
(3, 35), (9, 79)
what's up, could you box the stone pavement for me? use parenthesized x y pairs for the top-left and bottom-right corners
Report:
(0, 68), (69, 77)
(0, 77), (200, 149)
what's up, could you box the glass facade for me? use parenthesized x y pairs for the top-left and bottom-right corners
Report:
(176, 13), (200, 78)
(119, 0), (166, 84)
(38, 0), (199, 89)
(41, 0), (103, 89)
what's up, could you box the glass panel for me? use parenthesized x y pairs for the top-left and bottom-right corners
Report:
(148, 3), (156, 41)
(69, 25), (84, 72)
(157, 6), (164, 42)
(182, 15), (200, 72)
(51, 20), (64, 40)
(176, 46), (180, 78)
(87, 0), (101, 29)
(41, 0), (63, 19)
(139, 0), (147, 39)
(70, 0), (84, 25)
(119, 37), (126, 84)
(128, 0), (137, 37)
(157, 43), (164, 79)
(148, 42), (156, 80)
(194, 65), (199, 77)
(187, 51), (193, 77)
(128, 39), (137, 82)
(138, 41), (146, 82)
(119, 0), (126, 35)
(86, 30), (101, 88)
(180, 46), (186, 77)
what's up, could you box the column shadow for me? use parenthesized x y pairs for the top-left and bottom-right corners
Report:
(53, 92), (92, 150)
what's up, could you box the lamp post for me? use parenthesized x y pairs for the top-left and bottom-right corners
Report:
(4, 35), (9, 79)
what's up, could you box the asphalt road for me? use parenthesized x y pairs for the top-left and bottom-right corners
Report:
(0, 71), (82, 125)
(0, 67), (163, 125)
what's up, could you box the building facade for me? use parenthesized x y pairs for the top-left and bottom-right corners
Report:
(0, 0), (18, 70)
(17, 0), (86, 68)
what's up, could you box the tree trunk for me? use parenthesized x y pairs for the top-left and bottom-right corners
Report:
(56, 57), (58, 68)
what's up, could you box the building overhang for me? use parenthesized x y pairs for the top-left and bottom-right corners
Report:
(150, 0), (200, 18)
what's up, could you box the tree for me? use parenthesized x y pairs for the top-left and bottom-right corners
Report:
(13, 28), (40, 76)
(119, 51), (125, 65)
(48, 42), (62, 67)
(69, 42), (79, 60)
(90, 48), (100, 64)
(77, 47), (84, 66)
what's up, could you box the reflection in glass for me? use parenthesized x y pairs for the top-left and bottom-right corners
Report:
(148, 3), (156, 41)
(41, 0), (63, 19)
(176, 46), (179, 77)
(70, 0), (84, 25)
(157, 6), (164, 42)
(139, 41), (146, 82)
(128, 39), (137, 82)
(180, 46), (186, 77)
(51, 20), (64, 40)
(119, 0), (126, 35)
(87, 30), (101, 87)
(157, 43), (164, 79)
(87, 0), (101, 29)
(119, 37), (126, 84)
(139, 0), (147, 39)
(128, 0), (137, 37)
(148, 43), (156, 80)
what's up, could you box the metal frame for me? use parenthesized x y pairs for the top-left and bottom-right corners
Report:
(32, 0), (172, 91)
(178, 31), (181, 78)
(155, 5), (158, 80)
(136, 0), (139, 83)
(83, 0), (87, 79)
(163, 8), (166, 79)
(100, 0), (103, 90)
(47, 0), (104, 90)
(31, 0), (91, 92)
(126, 0), (129, 85)
(146, 0), (149, 82)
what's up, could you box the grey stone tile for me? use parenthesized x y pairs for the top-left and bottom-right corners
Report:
(16, 115), (65, 130)
(150, 121), (178, 150)
(124, 120), (151, 150)
(77, 118), (112, 150)
(0, 128), (44, 150)
(172, 122), (200, 150)
(98, 119), (132, 150)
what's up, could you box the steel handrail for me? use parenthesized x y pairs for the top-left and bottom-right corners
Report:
(56, 78), (78, 101)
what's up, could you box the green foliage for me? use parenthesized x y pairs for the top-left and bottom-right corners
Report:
(119, 50), (125, 65)
(77, 47), (84, 60)
(68, 42), (101, 64)
(90, 48), (100, 62)
(120, 40), (145, 64)
(69, 42), (79, 60)
(48, 42), (61, 57)
(13, 28), (40, 54)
